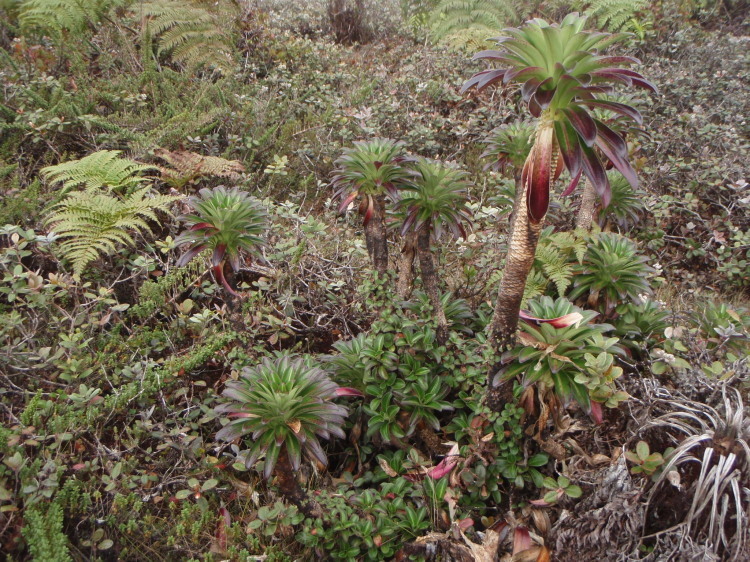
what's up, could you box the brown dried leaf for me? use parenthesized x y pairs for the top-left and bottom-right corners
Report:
(155, 148), (245, 181)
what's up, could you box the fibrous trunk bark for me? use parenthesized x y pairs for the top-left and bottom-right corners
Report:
(576, 177), (597, 231)
(487, 175), (543, 411)
(363, 195), (388, 276)
(396, 231), (418, 299)
(274, 448), (323, 518)
(417, 224), (448, 344)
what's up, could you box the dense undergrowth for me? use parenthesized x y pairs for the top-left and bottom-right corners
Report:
(0, 0), (748, 560)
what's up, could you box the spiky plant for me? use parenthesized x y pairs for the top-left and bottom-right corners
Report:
(331, 138), (411, 276)
(642, 386), (750, 559)
(175, 186), (267, 296)
(567, 232), (653, 315)
(462, 15), (655, 411)
(693, 300), (750, 356)
(215, 356), (349, 510)
(613, 299), (669, 351)
(481, 120), (535, 178)
(396, 159), (472, 343)
(597, 170), (646, 228)
(499, 296), (627, 423)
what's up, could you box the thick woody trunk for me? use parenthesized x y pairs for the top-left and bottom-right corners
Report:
(364, 195), (388, 276)
(576, 177), (597, 230)
(274, 448), (323, 518)
(417, 223), (449, 345)
(396, 231), (418, 299)
(487, 172), (544, 411)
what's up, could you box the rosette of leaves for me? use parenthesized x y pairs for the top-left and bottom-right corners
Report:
(174, 186), (267, 296)
(498, 296), (625, 419)
(598, 170), (646, 228)
(215, 356), (348, 480)
(462, 12), (656, 217)
(331, 138), (411, 275)
(481, 120), (535, 177)
(396, 158), (472, 342)
(568, 232), (653, 314)
(613, 299), (668, 350)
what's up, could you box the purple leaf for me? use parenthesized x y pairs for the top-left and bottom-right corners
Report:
(213, 264), (238, 297)
(338, 191), (359, 214)
(562, 106), (597, 147)
(189, 222), (216, 232)
(594, 120), (639, 189)
(580, 144), (611, 207)
(176, 244), (207, 267)
(554, 119), (582, 179)
(561, 168), (582, 197)
(590, 401), (604, 424)
(503, 66), (544, 85)
(521, 78), (542, 102)
(579, 99), (643, 125)
(334, 387), (364, 397)
(460, 69), (506, 93)
(519, 310), (585, 328)
(362, 198), (374, 227)
(212, 244), (226, 267)
(523, 127), (555, 224)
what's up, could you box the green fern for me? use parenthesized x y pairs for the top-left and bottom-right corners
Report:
(583, 0), (649, 32)
(142, 0), (238, 75)
(531, 228), (592, 298)
(431, 0), (519, 46)
(18, 0), (119, 37)
(40, 151), (157, 195)
(535, 242), (575, 297)
(45, 187), (181, 275)
(522, 269), (548, 304)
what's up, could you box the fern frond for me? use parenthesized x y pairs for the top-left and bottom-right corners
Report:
(41, 151), (157, 195)
(154, 148), (245, 188)
(522, 269), (548, 305)
(431, 0), (519, 46)
(18, 0), (120, 37)
(142, 0), (238, 75)
(45, 187), (181, 275)
(535, 242), (574, 296)
(583, 0), (649, 32)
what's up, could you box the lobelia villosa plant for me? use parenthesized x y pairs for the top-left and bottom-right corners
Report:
(331, 138), (412, 276)
(395, 158), (472, 343)
(567, 231), (654, 315)
(461, 12), (655, 410)
(174, 186), (267, 296)
(215, 355), (358, 514)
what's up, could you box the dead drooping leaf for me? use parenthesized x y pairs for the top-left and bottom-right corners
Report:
(154, 148), (245, 185)
(286, 419), (301, 434)
(379, 457), (398, 477)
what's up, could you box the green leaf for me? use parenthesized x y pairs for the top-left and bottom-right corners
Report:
(201, 478), (218, 492)
(543, 491), (559, 504)
(175, 489), (192, 500)
(565, 485), (582, 498)
(528, 453), (549, 467)
(636, 441), (649, 460)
